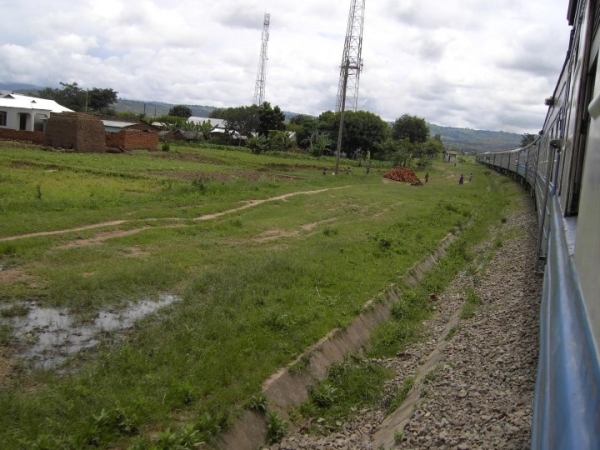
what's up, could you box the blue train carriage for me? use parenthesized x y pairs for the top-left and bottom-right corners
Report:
(524, 140), (539, 186)
(530, 0), (600, 448)
(475, 1), (600, 446)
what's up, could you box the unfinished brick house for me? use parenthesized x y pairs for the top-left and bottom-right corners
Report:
(105, 128), (158, 151)
(44, 112), (106, 153)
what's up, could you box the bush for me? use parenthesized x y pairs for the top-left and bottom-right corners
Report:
(266, 412), (287, 444)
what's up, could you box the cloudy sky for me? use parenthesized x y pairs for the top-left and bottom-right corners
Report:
(0, 0), (572, 133)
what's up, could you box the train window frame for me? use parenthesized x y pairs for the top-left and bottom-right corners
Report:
(568, 58), (597, 215)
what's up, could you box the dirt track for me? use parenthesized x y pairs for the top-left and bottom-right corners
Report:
(0, 187), (349, 244)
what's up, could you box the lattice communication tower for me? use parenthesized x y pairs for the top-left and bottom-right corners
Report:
(253, 13), (271, 105)
(336, 0), (365, 112)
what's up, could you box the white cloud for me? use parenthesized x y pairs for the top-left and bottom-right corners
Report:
(0, 0), (572, 133)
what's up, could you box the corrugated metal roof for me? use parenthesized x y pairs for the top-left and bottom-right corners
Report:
(101, 120), (137, 128)
(188, 116), (226, 128)
(0, 93), (72, 113)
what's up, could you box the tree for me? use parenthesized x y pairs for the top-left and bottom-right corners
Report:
(180, 119), (214, 140)
(392, 114), (429, 144)
(38, 82), (86, 111)
(520, 133), (536, 147)
(87, 88), (118, 113)
(376, 139), (414, 167)
(247, 135), (267, 154)
(221, 105), (259, 138)
(169, 105), (193, 118)
(289, 114), (318, 149)
(257, 102), (286, 137)
(342, 110), (390, 157)
(209, 108), (226, 119)
(37, 82), (118, 113)
(306, 131), (331, 157)
(418, 138), (444, 158)
(269, 130), (293, 151)
(313, 110), (390, 158)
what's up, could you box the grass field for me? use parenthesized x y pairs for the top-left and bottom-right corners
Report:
(0, 142), (520, 448)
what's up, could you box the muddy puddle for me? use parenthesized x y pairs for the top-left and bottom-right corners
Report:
(0, 295), (180, 369)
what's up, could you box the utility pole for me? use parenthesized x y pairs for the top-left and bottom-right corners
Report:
(253, 13), (271, 106)
(335, 61), (350, 175)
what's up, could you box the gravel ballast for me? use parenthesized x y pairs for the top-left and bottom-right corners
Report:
(267, 196), (541, 450)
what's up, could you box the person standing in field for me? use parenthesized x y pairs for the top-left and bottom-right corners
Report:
(469, 173), (473, 182)
(425, 172), (429, 183)
(459, 174), (464, 185)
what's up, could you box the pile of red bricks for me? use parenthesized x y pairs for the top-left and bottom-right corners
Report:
(383, 167), (423, 185)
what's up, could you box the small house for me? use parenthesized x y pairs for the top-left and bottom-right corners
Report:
(0, 92), (72, 132)
(444, 151), (458, 163)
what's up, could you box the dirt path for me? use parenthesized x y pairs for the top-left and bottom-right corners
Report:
(0, 187), (347, 244)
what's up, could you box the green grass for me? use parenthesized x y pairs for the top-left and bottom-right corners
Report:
(387, 377), (415, 414)
(0, 144), (520, 448)
(299, 357), (392, 428)
(461, 288), (483, 320)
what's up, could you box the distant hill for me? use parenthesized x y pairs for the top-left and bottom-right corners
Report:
(428, 123), (522, 153)
(0, 83), (44, 93)
(114, 99), (215, 118)
(114, 99), (298, 120)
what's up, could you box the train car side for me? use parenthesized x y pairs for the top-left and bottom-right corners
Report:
(477, 1), (600, 447)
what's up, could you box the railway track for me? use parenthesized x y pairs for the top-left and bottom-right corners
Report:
(269, 195), (541, 449)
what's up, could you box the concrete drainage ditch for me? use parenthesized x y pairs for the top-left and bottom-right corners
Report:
(218, 231), (459, 449)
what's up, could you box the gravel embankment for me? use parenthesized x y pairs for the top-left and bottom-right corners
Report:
(268, 197), (541, 450)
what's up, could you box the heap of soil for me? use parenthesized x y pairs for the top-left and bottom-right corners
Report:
(383, 167), (423, 185)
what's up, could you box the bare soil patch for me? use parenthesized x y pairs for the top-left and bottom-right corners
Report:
(254, 229), (299, 242)
(253, 220), (337, 243)
(0, 350), (17, 387)
(301, 218), (336, 231)
(0, 268), (33, 285)
(9, 160), (62, 171)
(56, 228), (152, 249)
(121, 246), (150, 258)
(149, 169), (300, 182)
(266, 163), (327, 171)
(150, 152), (226, 165)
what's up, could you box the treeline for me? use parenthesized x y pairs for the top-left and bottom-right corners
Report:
(36, 82), (118, 114)
(210, 104), (444, 164)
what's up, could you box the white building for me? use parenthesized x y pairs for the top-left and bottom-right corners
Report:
(0, 92), (72, 132)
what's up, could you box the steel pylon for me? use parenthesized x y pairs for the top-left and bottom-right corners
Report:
(335, 0), (365, 112)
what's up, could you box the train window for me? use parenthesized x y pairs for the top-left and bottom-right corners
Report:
(568, 60), (597, 214)
(594, 0), (600, 38)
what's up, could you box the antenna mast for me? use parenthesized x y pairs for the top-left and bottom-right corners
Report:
(253, 13), (271, 105)
(335, 0), (365, 112)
